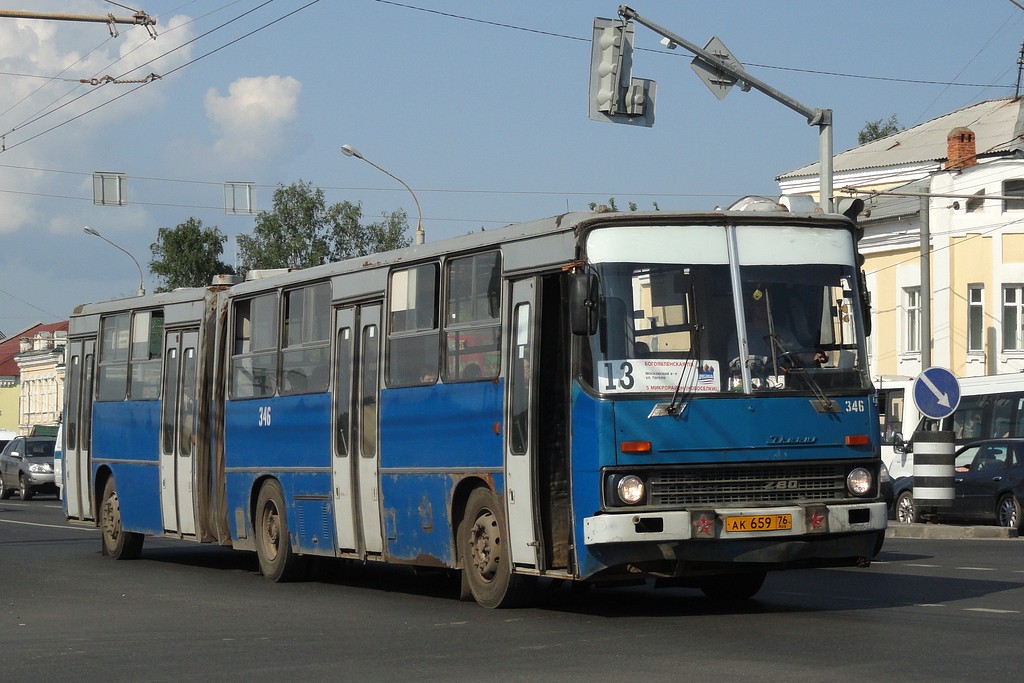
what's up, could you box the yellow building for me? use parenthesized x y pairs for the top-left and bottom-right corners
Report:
(778, 98), (1024, 379)
(0, 322), (68, 435)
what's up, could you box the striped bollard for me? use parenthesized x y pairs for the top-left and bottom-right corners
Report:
(913, 431), (955, 515)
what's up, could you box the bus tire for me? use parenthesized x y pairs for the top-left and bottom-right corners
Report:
(255, 479), (305, 582)
(100, 478), (144, 560)
(996, 493), (1022, 531)
(700, 571), (766, 601)
(459, 487), (533, 608)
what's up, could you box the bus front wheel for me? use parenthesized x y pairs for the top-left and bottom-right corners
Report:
(255, 479), (305, 582)
(100, 478), (143, 560)
(459, 487), (533, 608)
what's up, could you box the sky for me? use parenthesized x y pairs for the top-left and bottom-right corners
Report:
(2, 0), (1024, 336)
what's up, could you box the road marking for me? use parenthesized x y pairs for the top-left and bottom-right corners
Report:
(0, 518), (96, 532)
(915, 603), (946, 608)
(955, 566), (998, 571)
(964, 608), (1019, 614)
(906, 563), (941, 568)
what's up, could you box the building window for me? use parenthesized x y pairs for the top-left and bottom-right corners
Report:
(966, 189), (985, 213)
(1003, 180), (1024, 211)
(1003, 285), (1024, 351)
(904, 287), (921, 353)
(968, 285), (984, 353)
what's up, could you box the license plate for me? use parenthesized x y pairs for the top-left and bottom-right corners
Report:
(724, 514), (793, 532)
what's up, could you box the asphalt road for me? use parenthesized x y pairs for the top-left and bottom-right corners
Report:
(3, 497), (1023, 682)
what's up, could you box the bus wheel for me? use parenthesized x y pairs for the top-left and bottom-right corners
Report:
(100, 478), (144, 560)
(255, 479), (305, 582)
(700, 571), (766, 601)
(459, 487), (533, 608)
(997, 494), (1022, 531)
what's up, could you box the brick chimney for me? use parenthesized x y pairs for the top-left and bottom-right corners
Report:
(946, 126), (977, 170)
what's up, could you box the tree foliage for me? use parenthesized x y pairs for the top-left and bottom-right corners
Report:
(236, 180), (411, 274)
(858, 114), (902, 145)
(149, 217), (233, 292)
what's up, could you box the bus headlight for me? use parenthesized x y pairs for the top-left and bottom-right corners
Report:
(617, 475), (645, 505)
(847, 467), (872, 496)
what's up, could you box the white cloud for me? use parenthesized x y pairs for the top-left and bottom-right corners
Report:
(204, 75), (302, 164)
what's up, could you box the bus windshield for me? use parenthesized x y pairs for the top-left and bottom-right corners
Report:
(583, 223), (870, 396)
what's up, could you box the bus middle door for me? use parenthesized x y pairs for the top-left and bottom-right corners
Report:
(159, 328), (199, 536)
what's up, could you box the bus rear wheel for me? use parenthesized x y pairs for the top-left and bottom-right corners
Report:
(255, 479), (305, 582)
(459, 487), (533, 608)
(100, 478), (144, 560)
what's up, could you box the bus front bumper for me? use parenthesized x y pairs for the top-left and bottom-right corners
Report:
(583, 501), (887, 546)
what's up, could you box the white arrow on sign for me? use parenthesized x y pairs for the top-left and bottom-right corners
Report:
(919, 372), (951, 409)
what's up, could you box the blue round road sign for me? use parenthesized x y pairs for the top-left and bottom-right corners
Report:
(912, 367), (961, 420)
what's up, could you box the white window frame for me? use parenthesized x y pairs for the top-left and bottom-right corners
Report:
(1003, 284), (1024, 352)
(904, 287), (921, 354)
(968, 284), (984, 353)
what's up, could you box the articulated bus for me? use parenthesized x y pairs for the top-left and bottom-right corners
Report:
(62, 207), (885, 607)
(880, 373), (1024, 479)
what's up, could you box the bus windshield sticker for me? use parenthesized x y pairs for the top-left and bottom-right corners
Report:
(601, 359), (720, 393)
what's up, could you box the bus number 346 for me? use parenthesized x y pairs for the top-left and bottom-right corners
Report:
(258, 406), (272, 427)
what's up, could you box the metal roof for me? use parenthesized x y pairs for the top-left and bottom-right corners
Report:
(778, 98), (1024, 181)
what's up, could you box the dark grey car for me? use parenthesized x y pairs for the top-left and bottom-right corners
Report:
(0, 436), (57, 501)
(893, 438), (1024, 530)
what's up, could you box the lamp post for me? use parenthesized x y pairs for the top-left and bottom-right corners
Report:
(83, 226), (145, 296)
(341, 144), (424, 245)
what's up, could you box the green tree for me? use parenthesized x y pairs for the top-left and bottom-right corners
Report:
(149, 217), (233, 292)
(858, 114), (902, 144)
(236, 180), (411, 274)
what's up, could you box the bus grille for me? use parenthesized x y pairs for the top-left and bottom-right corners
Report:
(648, 463), (847, 507)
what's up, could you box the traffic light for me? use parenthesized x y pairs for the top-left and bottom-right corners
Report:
(589, 17), (656, 127)
(589, 17), (632, 117)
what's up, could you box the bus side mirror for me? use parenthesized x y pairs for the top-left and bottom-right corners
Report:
(570, 271), (599, 336)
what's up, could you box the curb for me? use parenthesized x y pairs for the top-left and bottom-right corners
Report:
(885, 523), (1019, 540)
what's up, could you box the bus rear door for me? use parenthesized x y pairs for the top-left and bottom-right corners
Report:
(64, 338), (95, 521)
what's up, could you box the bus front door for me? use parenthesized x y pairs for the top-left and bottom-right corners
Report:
(64, 338), (95, 521)
(505, 278), (540, 569)
(159, 329), (199, 536)
(332, 304), (383, 557)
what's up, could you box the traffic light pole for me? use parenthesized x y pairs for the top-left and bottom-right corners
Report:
(617, 5), (834, 212)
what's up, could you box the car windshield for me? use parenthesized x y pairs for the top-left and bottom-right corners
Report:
(582, 222), (870, 396)
(24, 440), (56, 458)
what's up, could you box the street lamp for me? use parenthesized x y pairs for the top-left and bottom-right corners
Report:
(83, 226), (145, 296)
(341, 144), (424, 245)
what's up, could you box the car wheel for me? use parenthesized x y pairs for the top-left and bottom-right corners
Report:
(18, 475), (33, 501)
(0, 477), (10, 500)
(895, 490), (919, 524)
(996, 494), (1023, 531)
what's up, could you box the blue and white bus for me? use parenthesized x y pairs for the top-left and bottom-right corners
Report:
(62, 205), (885, 607)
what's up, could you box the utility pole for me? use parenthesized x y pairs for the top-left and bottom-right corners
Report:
(0, 9), (157, 38)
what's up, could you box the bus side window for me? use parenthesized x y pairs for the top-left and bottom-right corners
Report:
(387, 263), (440, 387)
